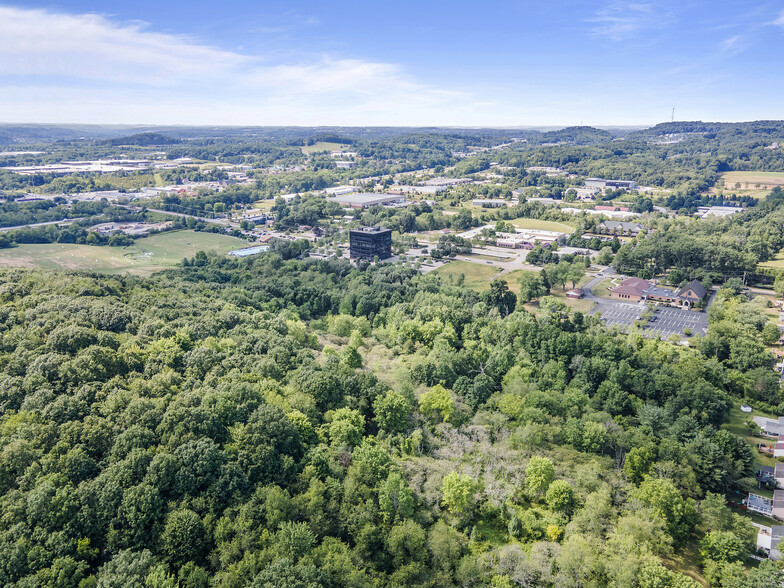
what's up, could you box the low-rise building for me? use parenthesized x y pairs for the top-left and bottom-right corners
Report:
(696, 206), (744, 218)
(609, 278), (706, 307)
(599, 221), (643, 235)
(472, 199), (507, 208)
(325, 186), (358, 196)
(585, 178), (638, 190)
(330, 193), (406, 209)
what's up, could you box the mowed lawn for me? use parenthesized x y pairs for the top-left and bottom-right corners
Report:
(432, 261), (499, 290)
(0, 230), (247, 276)
(508, 218), (575, 233)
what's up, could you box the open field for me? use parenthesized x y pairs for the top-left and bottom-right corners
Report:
(721, 171), (784, 190)
(508, 218), (575, 233)
(758, 249), (784, 271)
(301, 142), (351, 155)
(431, 260), (499, 290)
(251, 199), (277, 211)
(0, 230), (247, 276)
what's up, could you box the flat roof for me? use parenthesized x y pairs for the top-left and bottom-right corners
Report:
(330, 193), (403, 205)
(229, 245), (270, 257)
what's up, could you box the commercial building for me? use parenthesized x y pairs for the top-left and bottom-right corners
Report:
(349, 226), (392, 260)
(696, 206), (744, 218)
(420, 177), (472, 187)
(495, 228), (564, 249)
(335, 161), (356, 169)
(585, 178), (638, 190)
(527, 166), (567, 176)
(472, 199), (507, 207)
(609, 278), (707, 308)
(573, 187), (599, 201)
(325, 186), (358, 196)
(330, 193), (405, 209)
(599, 221), (643, 235)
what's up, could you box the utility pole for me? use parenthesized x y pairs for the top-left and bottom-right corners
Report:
(671, 106), (675, 122)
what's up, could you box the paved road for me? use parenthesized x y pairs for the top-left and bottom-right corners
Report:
(582, 267), (616, 301)
(0, 218), (80, 232)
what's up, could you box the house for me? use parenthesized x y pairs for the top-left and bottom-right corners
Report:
(776, 462), (784, 487)
(775, 490), (784, 520)
(566, 289), (584, 299)
(335, 161), (356, 169)
(775, 435), (784, 458)
(758, 465), (775, 484)
(756, 525), (784, 559)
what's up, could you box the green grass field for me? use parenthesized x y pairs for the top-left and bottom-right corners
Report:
(758, 249), (784, 271)
(432, 261), (499, 290)
(0, 230), (247, 276)
(301, 142), (352, 155)
(508, 218), (575, 233)
(251, 199), (277, 211)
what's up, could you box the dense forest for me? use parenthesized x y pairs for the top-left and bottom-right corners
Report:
(0, 249), (781, 587)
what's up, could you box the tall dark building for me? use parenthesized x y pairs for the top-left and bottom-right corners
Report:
(349, 226), (392, 260)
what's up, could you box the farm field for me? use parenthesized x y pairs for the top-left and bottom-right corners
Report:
(721, 171), (784, 190)
(0, 230), (247, 276)
(508, 217), (575, 233)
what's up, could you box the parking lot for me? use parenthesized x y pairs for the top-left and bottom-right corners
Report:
(591, 301), (708, 338)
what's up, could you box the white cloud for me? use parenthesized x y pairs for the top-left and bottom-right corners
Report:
(588, 2), (672, 42)
(773, 10), (784, 28)
(0, 5), (477, 125)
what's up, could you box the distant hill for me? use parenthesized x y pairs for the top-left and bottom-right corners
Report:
(626, 120), (784, 143)
(102, 132), (181, 147)
(537, 126), (615, 145)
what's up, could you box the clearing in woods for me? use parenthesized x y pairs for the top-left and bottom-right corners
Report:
(508, 218), (576, 233)
(301, 142), (352, 155)
(720, 171), (784, 190)
(0, 230), (247, 276)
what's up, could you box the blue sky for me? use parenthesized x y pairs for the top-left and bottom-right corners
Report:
(1, 1), (783, 126)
